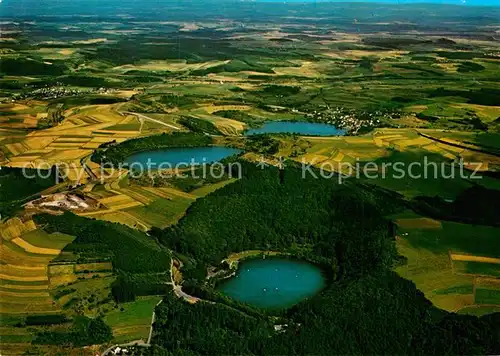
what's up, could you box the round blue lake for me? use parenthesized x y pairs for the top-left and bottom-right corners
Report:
(124, 146), (241, 167)
(245, 121), (345, 136)
(217, 258), (326, 309)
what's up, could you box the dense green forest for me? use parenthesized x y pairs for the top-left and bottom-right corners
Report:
(148, 162), (500, 354)
(34, 212), (171, 274)
(152, 161), (401, 280)
(91, 132), (212, 166)
(152, 272), (500, 355)
(0, 167), (56, 218)
(414, 185), (500, 228)
(178, 117), (221, 135)
(33, 316), (112, 347)
(34, 212), (171, 305)
(131, 163), (231, 192)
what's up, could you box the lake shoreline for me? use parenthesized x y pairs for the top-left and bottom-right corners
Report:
(244, 121), (346, 137)
(215, 255), (328, 309)
(124, 146), (243, 168)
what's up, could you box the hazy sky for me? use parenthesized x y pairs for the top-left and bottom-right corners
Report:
(1, 0), (499, 4)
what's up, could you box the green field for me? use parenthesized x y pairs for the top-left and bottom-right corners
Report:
(104, 296), (161, 343)
(1, 1), (500, 354)
(394, 212), (500, 313)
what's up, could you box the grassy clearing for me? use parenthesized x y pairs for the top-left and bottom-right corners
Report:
(104, 296), (161, 343)
(113, 59), (229, 72)
(124, 195), (194, 229)
(475, 289), (500, 305)
(402, 221), (500, 258)
(453, 261), (500, 278)
(74, 262), (113, 273)
(223, 250), (282, 268)
(190, 178), (238, 197)
(20, 231), (74, 250)
(54, 275), (116, 312)
(395, 217), (442, 229)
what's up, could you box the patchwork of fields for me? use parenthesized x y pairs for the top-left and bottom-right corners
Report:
(0, 104), (176, 183)
(0, 217), (70, 353)
(278, 128), (500, 198)
(0, 214), (163, 353)
(394, 214), (500, 315)
(0, 5), (499, 353)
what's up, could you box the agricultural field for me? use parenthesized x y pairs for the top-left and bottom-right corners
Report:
(0, 0), (499, 354)
(0, 217), (72, 354)
(270, 128), (500, 198)
(0, 213), (170, 353)
(77, 172), (234, 230)
(394, 212), (500, 313)
(104, 296), (162, 343)
(0, 104), (179, 184)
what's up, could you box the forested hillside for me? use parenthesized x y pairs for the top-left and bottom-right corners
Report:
(153, 162), (401, 279)
(149, 162), (500, 354)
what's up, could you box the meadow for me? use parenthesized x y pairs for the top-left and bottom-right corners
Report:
(0, 1), (499, 353)
(394, 212), (500, 314)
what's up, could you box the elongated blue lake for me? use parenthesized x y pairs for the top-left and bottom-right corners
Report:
(245, 121), (345, 136)
(217, 258), (326, 309)
(124, 146), (241, 167)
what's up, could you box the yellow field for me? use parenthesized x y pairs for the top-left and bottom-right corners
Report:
(0, 264), (47, 278)
(112, 59), (230, 73)
(203, 104), (252, 114)
(0, 104), (170, 184)
(11, 238), (60, 255)
(395, 218), (442, 229)
(272, 60), (323, 77)
(191, 113), (246, 135)
(74, 262), (113, 273)
(451, 254), (500, 265)
(0, 218), (75, 315)
(1, 218), (37, 241)
(451, 103), (500, 122)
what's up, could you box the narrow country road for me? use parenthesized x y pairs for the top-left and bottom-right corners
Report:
(121, 111), (181, 131)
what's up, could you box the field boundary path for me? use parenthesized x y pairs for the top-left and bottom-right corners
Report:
(120, 111), (181, 131)
(417, 131), (500, 158)
(450, 253), (500, 264)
